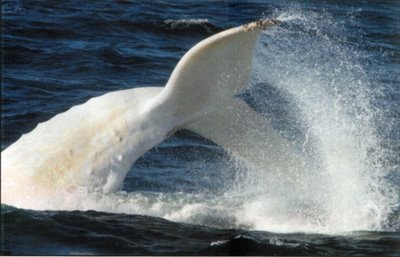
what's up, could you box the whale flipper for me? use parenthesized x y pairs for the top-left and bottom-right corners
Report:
(1, 20), (280, 210)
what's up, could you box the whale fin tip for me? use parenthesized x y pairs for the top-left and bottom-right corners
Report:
(243, 19), (281, 32)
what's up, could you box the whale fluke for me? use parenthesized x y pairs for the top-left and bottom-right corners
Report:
(1, 19), (281, 210)
(159, 19), (280, 120)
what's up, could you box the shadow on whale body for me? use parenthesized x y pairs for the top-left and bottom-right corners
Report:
(1, 19), (305, 210)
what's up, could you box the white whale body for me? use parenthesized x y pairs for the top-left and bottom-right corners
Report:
(1, 19), (304, 210)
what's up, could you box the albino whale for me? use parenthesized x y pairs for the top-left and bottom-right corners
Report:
(1, 19), (304, 210)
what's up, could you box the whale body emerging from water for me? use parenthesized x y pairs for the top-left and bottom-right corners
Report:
(1, 19), (305, 210)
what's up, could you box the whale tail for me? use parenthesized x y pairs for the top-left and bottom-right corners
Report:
(1, 19), (302, 210)
(155, 19), (305, 172)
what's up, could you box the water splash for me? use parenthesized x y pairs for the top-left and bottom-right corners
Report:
(230, 8), (398, 233)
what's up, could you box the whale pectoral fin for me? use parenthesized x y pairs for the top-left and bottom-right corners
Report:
(158, 20), (280, 117)
(184, 98), (305, 173)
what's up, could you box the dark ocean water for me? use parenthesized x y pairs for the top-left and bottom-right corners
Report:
(1, 0), (400, 255)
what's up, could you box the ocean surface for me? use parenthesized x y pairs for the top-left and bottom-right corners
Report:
(1, 0), (399, 255)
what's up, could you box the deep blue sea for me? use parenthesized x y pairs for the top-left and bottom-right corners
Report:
(1, 0), (400, 255)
